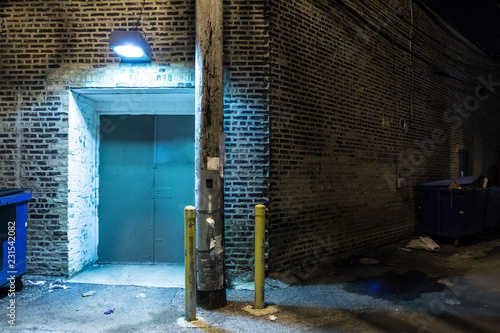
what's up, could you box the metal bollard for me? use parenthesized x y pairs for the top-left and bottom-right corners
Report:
(254, 204), (266, 309)
(184, 206), (197, 321)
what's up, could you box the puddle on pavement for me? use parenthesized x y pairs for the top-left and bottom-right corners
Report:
(342, 270), (445, 301)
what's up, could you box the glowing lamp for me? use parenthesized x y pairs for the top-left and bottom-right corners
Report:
(109, 31), (152, 62)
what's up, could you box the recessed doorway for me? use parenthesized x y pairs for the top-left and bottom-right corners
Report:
(68, 87), (194, 283)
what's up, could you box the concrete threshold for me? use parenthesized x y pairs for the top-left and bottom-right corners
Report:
(67, 263), (184, 288)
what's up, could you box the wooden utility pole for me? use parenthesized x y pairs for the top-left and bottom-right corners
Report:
(195, 0), (226, 309)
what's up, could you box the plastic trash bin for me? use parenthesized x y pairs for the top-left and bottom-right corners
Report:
(0, 188), (32, 288)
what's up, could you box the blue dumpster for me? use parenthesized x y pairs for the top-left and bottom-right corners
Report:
(485, 188), (500, 229)
(418, 186), (488, 239)
(417, 176), (500, 244)
(0, 188), (32, 287)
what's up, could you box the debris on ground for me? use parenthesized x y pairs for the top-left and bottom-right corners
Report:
(82, 291), (96, 297)
(398, 247), (412, 252)
(269, 315), (277, 321)
(242, 305), (279, 317)
(231, 280), (289, 291)
(104, 307), (115, 315)
(437, 279), (455, 288)
(27, 280), (46, 285)
(49, 279), (71, 290)
(136, 293), (146, 297)
(359, 258), (379, 265)
(445, 298), (461, 305)
(406, 236), (440, 252)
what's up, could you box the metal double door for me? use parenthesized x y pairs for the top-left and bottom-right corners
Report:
(98, 115), (194, 264)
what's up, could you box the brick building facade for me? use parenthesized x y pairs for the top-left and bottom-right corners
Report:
(267, 0), (500, 278)
(1, 0), (499, 281)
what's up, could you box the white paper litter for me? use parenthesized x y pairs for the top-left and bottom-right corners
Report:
(406, 236), (440, 252)
(82, 291), (96, 297)
(437, 279), (455, 288)
(49, 279), (71, 290)
(27, 280), (46, 285)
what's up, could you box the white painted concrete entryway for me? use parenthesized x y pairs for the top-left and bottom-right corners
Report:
(67, 263), (184, 288)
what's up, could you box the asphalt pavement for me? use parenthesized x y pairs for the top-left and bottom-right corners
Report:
(0, 233), (499, 333)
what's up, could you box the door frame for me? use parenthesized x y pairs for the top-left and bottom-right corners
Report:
(70, 87), (195, 266)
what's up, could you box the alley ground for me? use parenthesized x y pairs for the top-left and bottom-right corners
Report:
(1, 229), (499, 333)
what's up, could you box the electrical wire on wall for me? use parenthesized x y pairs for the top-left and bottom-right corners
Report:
(392, 35), (401, 184)
(314, 0), (500, 188)
(328, 0), (497, 113)
(358, 0), (498, 70)
(327, 0), (500, 78)
(131, 0), (147, 31)
(408, 0), (414, 129)
(332, 0), (466, 84)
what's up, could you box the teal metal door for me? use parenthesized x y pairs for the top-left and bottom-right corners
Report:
(98, 115), (194, 264)
(154, 116), (195, 262)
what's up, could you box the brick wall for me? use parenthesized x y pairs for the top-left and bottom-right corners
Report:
(267, 0), (500, 279)
(4, 0), (496, 283)
(222, 0), (270, 280)
(0, 0), (269, 278)
(0, 0), (198, 276)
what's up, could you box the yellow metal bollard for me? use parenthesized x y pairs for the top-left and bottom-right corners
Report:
(255, 204), (266, 309)
(185, 206), (197, 321)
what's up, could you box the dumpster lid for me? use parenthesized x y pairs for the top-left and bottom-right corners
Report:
(420, 176), (486, 188)
(0, 188), (26, 197)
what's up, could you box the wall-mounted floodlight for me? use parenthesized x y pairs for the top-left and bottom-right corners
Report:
(109, 31), (152, 62)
